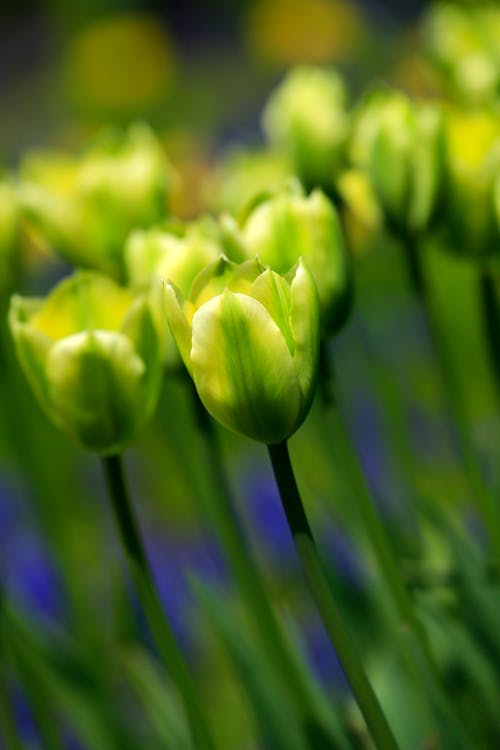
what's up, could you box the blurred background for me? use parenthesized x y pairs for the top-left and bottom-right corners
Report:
(1, 1), (500, 749)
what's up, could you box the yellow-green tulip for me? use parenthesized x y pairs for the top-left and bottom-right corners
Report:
(9, 271), (162, 454)
(442, 107), (500, 256)
(0, 176), (19, 294)
(262, 66), (350, 192)
(125, 218), (224, 368)
(238, 185), (351, 336)
(353, 91), (444, 235)
(18, 124), (171, 278)
(164, 256), (320, 444)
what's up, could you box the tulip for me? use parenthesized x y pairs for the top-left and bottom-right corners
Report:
(9, 271), (162, 454)
(353, 91), (444, 236)
(262, 66), (350, 193)
(164, 256), (320, 444)
(125, 218), (226, 369)
(238, 185), (351, 335)
(18, 124), (171, 278)
(442, 107), (500, 257)
(0, 176), (19, 294)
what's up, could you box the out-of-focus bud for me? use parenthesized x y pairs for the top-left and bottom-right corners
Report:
(210, 148), (292, 216)
(125, 219), (224, 368)
(353, 91), (444, 236)
(337, 169), (383, 255)
(9, 272), (162, 454)
(237, 184), (351, 336)
(423, 4), (500, 105)
(442, 107), (500, 257)
(262, 66), (350, 193)
(0, 176), (19, 295)
(164, 256), (320, 444)
(18, 124), (171, 278)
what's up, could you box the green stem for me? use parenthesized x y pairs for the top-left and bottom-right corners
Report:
(191, 393), (339, 748)
(402, 234), (500, 563)
(268, 441), (400, 750)
(0, 619), (23, 750)
(479, 266), (500, 400)
(102, 454), (215, 750)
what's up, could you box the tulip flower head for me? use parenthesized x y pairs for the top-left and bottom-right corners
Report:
(125, 219), (225, 369)
(164, 256), (320, 444)
(0, 176), (19, 294)
(353, 91), (444, 236)
(238, 185), (351, 336)
(18, 124), (171, 278)
(442, 107), (500, 256)
(9, 272), (162, 454)
(262, 66), (350, 192)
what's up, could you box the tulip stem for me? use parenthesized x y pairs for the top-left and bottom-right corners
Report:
(479, 266), (500, 399)
(0, 621), (24, 750)
(189, 387), (340, 748)
(267, 440), (400, 750)
(402, 234), (500, 563)
(102, 454), (215, 750)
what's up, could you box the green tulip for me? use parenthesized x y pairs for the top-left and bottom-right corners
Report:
(354, 91), (444, 235)
(423, 3), (500, 105)
(163, 256), (320, 444)
(238, 185), (351, 336)
(442, 107), (500, 257)
(18, 124), (171, 278)
(0, 176), (19, 294)
(125, 218), (223, 294)
(125, 218), (224, 368)
(262, 66), (350, 192)
(9, 271), (162, 454)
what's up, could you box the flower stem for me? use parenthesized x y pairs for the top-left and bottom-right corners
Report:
(479, 266), (500, 400)
(402, 234), (500, 563)
(102, 453), (215, 750)
(190, 390), (340, 747)
(267, 441), (400, 750)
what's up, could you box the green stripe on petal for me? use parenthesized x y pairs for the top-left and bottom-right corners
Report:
(46, 331), (146, 454)
(191, 291), (300, 443)
(250, 268), (295, 355)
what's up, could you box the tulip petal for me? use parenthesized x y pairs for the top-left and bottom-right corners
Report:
(30, 272), (133, 341)
(250, 268), (294, 354)
(9, 295), (53, 417)
(122, 294), (162, 414)
(46, 331), (147, 454)
(163, 281), (193, 374)
(191, 291), (300, 443)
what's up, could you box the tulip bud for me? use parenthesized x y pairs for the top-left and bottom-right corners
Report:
(238, 185), (351, 336)
(423, 3), (500, 105)
(9, 272), (162, 454)
(355, 91), (444, 235)
(125, 218), (224, 368)
(0, 176), (19, 294)
(19, 124), (171, 278)
(212, 147), (292, 216)
(262, 66), (350, 192)
(163, 256), (320, 444)
(441, 107), (500, 257)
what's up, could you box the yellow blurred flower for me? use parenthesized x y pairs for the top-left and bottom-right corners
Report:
(246, 0), (362, 65)
(65, 14), (175, 116)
